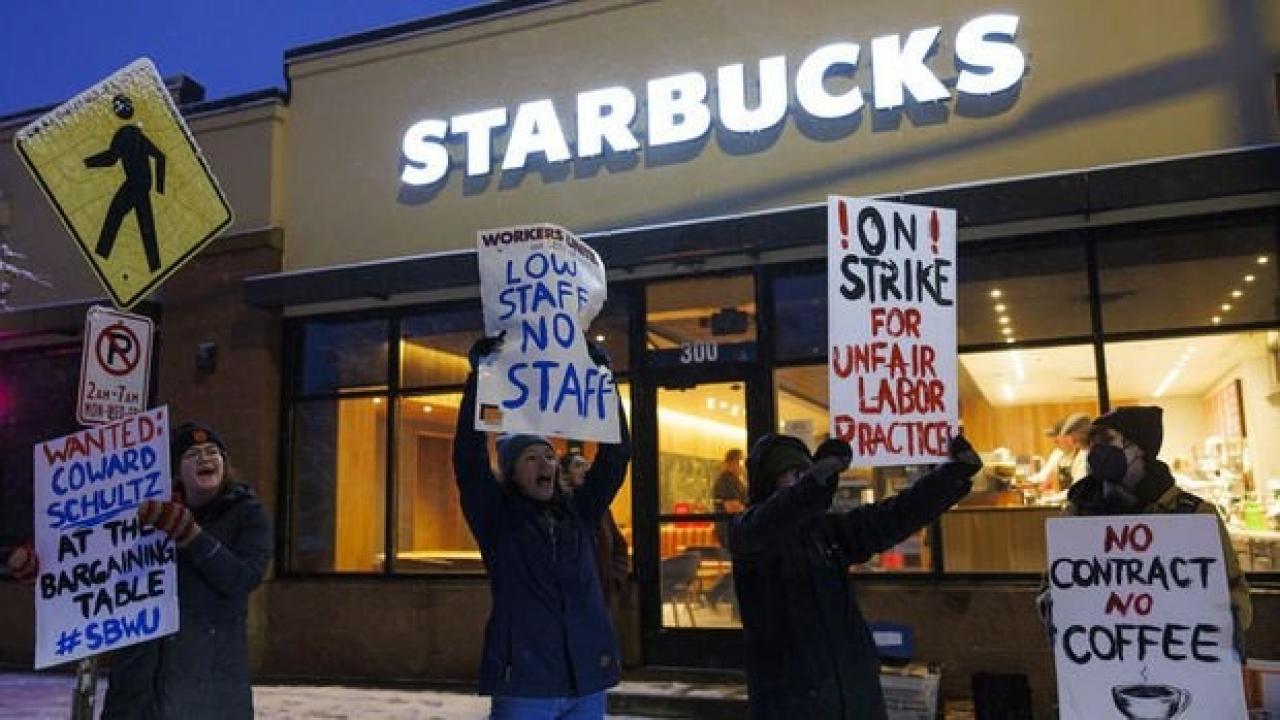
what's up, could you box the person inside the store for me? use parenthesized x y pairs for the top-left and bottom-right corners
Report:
(559, 450), (630, 606)
(8, 422), (273, 719)
(1036, 406), (1253, 657)
(1032, 412), (1090, 492)
(707, 447), (746, 611)
(456, 335), (630, 720)
(729, 432), (983, 719)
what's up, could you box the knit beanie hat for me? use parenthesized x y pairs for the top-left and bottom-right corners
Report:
(173, 422), (226, 460)
(1092, 406), (1164, 458)
(746, 435), (812, 505)
(496, 433), (553, 482)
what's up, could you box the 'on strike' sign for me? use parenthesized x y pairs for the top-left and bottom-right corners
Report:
(827, 197), (957, 466)
(1046, 515), (1246, 719)
(32, 406), (178, 669)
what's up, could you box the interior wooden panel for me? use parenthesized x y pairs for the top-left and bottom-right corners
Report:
(335, 398), (386, 571)
(941, 507), (1058, 572)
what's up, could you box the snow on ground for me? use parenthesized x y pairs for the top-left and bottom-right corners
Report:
(0, 673), (659, 719)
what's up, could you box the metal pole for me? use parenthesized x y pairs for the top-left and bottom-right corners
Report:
(70, 656), (98, 720)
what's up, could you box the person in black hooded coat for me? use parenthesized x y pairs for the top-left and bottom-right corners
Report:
(729, 434), (982, 720)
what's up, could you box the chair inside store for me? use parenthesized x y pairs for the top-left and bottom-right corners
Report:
(660, 552), (702, 627)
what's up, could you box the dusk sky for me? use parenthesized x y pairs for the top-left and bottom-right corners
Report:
(0, 1), (489, 117)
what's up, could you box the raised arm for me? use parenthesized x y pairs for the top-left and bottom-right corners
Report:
(453, 337), (506, 553)
(570, 341), (632, 523)
(826, 436), (980, 564)
(728, 456), (845, 562)
(84, 148), (117, 168)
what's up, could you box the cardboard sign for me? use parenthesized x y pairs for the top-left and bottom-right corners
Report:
(827, 197), (957, 466)
(474, 223), (618, 442)
(13, 58), (232, 309)
(1046, 515), (1246, 719)
(77, 306), (153, 425)
(32, 406), (178, 669)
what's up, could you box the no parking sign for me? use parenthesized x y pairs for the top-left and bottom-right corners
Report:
(77, 306), (153, 425)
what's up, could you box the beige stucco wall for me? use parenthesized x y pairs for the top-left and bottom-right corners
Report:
(282, 0), (1280, 271)
(0, 99), (286, 311)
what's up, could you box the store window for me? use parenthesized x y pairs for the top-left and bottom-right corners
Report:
(774, 365), (934, 573)
(947, 344), (1100, 572)
(647, 274), (756, 366)
(1096, 210), (1278, 334)
(289, 397), (387, 573)
(957, 232), (1091, 346)
(772, 267), (826, 361)
(1104, 331), (1280, 573)
(290, 299), (633, 575)
(297, 318), (389, 394)
(657, 381), (746, 628)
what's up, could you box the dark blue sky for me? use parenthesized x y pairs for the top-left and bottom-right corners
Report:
(0, 1), (488, 117)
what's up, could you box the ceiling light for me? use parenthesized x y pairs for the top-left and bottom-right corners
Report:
(1258, 256), (1270, 265)
(1244, 274), (1256, 283)
(990, 289), (1003, 299)
(994, 303), (1007, 312)
(719, 400), (729, 409)
(422, 405), (433, 414)
(594, 334), (605, 342)
(998, 316), (1010, 324)
(1211, 316), (1221, 324)
(372, 397), (382, 405)
(1231, 289), (1242, 298)
(706, 397), (716, 409)
(1005, 337), (1016, 344)
(1001, 327), (1013, 335)
(730, 405), (741, 417)
(1221, 303), (1232, 311)
(1153, 361), (1186, 398)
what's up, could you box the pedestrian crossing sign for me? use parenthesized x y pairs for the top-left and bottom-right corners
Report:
(13, 58), (232, 309)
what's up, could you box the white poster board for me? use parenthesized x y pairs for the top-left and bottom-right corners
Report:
(1046, 515), (1246, 719)
(78, 305), (153, 425)
(827, 197), (957, 466)
(32, 406), (179, 668)
(475, 223), (618, 442)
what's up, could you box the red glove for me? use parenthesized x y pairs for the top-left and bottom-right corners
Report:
(138, 500), (201, 548)
(7, 540), (38, 585)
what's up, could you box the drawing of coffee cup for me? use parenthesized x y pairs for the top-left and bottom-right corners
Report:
(1111, 684), (1191, 719)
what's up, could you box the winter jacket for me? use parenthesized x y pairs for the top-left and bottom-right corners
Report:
(454, 371), (631, 698)
(1036, 461), (1252, 652)
(596, 510), (629, 604)
(729, 462), (974, 719)
(102, 482), (272, 720)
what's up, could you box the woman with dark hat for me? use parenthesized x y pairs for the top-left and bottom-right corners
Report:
(730, 434), (982, 719)
(102, 421), (273, 719)
(8, 421), (272, 718)
(456, 336), (631, 719)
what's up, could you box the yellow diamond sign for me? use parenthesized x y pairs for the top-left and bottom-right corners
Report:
(14, 58), (233, 309)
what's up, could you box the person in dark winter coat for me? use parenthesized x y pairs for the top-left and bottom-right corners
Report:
(730, 434), (982, 720)
(1036, 406), (1252, 655)
(7, 422), (272, 719)
(456, 336), (631, 720)
(101, 421), (273, 720)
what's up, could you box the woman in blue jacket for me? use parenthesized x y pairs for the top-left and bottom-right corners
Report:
(455, 336), (630, 720)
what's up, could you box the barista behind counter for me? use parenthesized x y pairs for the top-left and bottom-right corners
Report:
(1031, 413), (1090, 491)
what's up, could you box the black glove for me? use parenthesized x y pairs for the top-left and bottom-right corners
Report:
(807, 456), (847, 489)
(467, 332), (505, 370)
(586, 339), (612, 368)
(814, 438), (853, 471)
(947, 434), (983, 473)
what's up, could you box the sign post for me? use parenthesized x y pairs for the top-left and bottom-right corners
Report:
(32, 406), (179, 670)
(827, 197), (958, 466)
(13, 58), (232, 310)
(474, 223), (618, 442)
(1046, 515), (1247, 719)
(78, 306), (153, 425)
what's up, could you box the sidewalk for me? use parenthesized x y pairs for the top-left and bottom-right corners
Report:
(0, 672), (680, 719)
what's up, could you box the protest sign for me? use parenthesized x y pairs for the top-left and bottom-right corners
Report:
(1047, 515), (1246, 719)
(32, 406), (178, 669)
(827, 197), (957, 465)
(475, 223), (618, 442)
